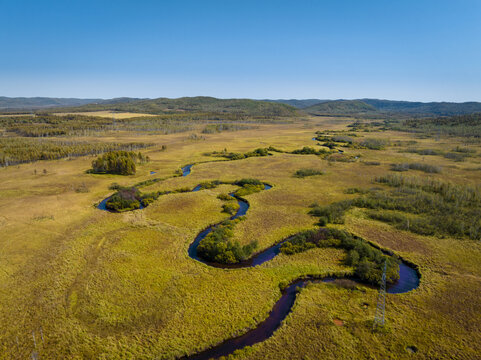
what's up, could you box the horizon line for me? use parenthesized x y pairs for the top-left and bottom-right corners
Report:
(1, 95), (481, 104)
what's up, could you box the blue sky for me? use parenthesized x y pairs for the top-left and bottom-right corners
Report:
(1, 0), (480, 101)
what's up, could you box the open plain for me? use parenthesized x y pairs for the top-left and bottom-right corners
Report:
(0, 111), (480, 359)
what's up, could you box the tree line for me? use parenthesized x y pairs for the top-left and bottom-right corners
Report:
(0, 138), (151, 167)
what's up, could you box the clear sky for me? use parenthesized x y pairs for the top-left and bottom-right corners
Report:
(1, 0), (480, 101)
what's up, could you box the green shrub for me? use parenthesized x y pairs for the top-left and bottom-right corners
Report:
(291, 146), (327, 155)
(174, 187), (192, 193)
(280, 228), (400, 285)
(109, 182), (121, 190)
(444, 152), (467, 162)
(197, 180), (223, 190)
(106, 187), (142, 212)
(234, 178), (263, 187)
(308, 201), (352, 224)
(245, 148), (270, 157)
(222, 202), (240, 215)
(452, 146), (476, 154)
(207, 147), (270, 160)
(332, 135), (354, 143)
(294, 168), (323, 178)
(362, 161), (381, 166)
(404, 148), (442, 156)
(360, 138), (388, 150)
(197, 219), (258, 264)
(266, 146), (285, 153)
(391, 162), (441, 173)
(234, 184), (264, 197)
(217, 193), (235, 201)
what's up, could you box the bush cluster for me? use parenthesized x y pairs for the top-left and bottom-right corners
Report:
(208, 148), (270, 160)
(197, 218), (258, 264)
(360, 138), (388, 150)
(233, 178), (265, 196)
(294, 168), (323, 178)
(91, 151), (149, 175)
(404, 148), (442, 156)
(291, 146), (327, 155)
(106, 187), (142, 212)
(217, 193), (240, 215)
(391, 162), (441, 173)
(280, 228), (400, 285)
(309, 201), (353, 225)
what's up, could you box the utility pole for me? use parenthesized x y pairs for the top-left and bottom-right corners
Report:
(373, 260), (387, 330)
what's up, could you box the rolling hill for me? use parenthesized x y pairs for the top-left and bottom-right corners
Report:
(0, 97), (102, 110)
(303, 100), (377, 115)
(59, 96), (299, 117)
(271, 98), (481, 117)
(0, 96), (142, 111)
(264, 99), (328, 109)
(361, 99), (481, 116)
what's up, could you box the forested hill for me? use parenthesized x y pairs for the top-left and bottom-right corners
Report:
(303, 100), (377, 115)
(59, 97), (299, 117)
(0, 96), (142, 111)
(263, 99), (327, 109)
(401, 112), (481, 136)
(361, 99), (481, 116)
(0, 97), (101, 110)
(269, 98), (481, 117)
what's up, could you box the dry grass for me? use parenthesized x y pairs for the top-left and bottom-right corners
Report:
(0, 117), (480, 359)
(54, 111), (157, 118)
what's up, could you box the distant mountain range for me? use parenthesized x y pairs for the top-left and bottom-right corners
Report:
(0, 96), (142, 110)
(1, 96), (481, 117)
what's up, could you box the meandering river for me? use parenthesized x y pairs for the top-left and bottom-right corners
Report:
(96, 163), (420, 360)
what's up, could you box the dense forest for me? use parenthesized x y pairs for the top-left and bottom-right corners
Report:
(0, 138), (150, 167)
(90, 151), (149, 175)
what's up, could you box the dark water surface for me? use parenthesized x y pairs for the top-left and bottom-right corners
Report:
(182, 164), (194, 176)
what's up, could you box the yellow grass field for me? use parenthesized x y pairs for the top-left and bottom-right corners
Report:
(0, 116), (480, 359)
(54, 111), (157, 118)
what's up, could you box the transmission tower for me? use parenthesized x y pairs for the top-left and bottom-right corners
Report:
(373, 260), (387, 330)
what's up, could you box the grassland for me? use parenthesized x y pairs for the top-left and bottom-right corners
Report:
(54, 111), (158, 119)
(0, 114), (480, 359)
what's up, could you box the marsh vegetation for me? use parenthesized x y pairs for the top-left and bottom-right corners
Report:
(1, 104), (480, 360)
